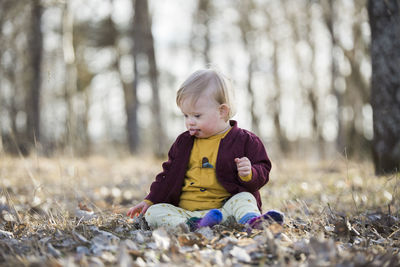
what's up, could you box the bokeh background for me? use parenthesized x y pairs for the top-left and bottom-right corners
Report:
(0, 0), (374, 161)
(0, 2), (399, 265)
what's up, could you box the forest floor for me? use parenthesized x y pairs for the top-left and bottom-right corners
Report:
(0, 154), (399, 266)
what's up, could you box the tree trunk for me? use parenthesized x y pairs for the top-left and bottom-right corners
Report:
(368, 0), (400, 175)
(27, 0), (43, 147)
(190, 0), (211, 64)
(286, 0), (324, 157)
(238, 1), (260, 136)
(128, 0), (143, 154)
(62, 1), (79, 155)
(133, 0), (166, 157)
(0, 1), (5, 152)
(322, 0), (346, 153)
(272, 41), (289, 154)
(125, 54), (139, 153)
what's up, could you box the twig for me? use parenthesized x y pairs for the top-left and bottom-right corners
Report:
(388, 228), (400, 239)
(8, 127), (40, 188)
(344, 147), (359, 214)
(371, 227), (384, 240)
(2, 187), (22, 224)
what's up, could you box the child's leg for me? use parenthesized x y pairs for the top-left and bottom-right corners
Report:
(220, 192), (285, 228)
(145, 203), (196, 228)
(220, 192), (261, 224)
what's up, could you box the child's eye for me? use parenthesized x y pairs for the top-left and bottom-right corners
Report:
(183, 114), (188, 118)
(195, 114), (201, 118)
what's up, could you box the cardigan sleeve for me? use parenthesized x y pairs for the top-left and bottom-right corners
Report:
(237, 133), (271, 192)
(144, 138), (179, 204)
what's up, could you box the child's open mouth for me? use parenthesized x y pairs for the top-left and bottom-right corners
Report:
(189, 129), (200, 136)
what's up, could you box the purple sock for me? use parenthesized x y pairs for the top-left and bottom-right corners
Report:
(248, 210), (284, 229)
(198, 209), (223, 228)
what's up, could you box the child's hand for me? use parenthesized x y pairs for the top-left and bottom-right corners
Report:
(234, 157), (252, 177)
(126, 201), (151, 218)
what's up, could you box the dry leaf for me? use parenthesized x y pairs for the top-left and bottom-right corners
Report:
(152, 228), (170, 250)
(230, 246), (251, 263)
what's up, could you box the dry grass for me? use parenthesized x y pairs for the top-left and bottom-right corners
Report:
(0, 154), (399, 266)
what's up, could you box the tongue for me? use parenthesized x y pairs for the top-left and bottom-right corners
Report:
(189, 129), (198, 136)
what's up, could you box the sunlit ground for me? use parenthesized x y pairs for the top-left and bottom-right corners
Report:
(0, 154), (399, 265)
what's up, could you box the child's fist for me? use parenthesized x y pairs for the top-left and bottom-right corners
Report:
(234, 157), (252, 177)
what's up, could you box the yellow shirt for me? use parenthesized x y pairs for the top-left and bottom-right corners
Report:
(179, 129), (232, 211)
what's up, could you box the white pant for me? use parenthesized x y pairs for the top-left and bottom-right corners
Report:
(144, 192), (260, 228)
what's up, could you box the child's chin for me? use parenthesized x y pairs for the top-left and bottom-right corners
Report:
(195, 131), (206, 138)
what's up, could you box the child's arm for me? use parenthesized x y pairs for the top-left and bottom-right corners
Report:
(233, 134), (271, 191)
(144, 134), (191, 204)
(126, 200), (152, 218)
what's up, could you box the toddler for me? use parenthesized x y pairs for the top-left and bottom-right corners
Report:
(127, 68), (283, 230)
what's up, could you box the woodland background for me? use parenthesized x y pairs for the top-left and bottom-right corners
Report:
(0, 0), (378, 161)
(1, 0), (400, 266)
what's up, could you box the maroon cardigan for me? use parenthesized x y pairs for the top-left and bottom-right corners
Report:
(145, 120), (271, 212)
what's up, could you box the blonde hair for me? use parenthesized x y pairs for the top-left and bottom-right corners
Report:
(176, 68), (236, 119)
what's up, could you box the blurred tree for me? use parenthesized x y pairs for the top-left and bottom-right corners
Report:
(0, 0), (377, 160)
(26, 0), (43, 147)
(271, 45), (289, 154)
(76, 10), (120, 154)
(74, 51), (92, 156)
(122, 54), (139, 154)
(320, 0), (371, 158)
(190, 0), (211, 64)
(0, 1), (31, 154)
(304, 1), (324, 156)
(0, 0), (6, 81)
(62, 1), (89, 156)
(238, 1), (261, 136)
(103, 5), (139, 154)
(321, 0), (345, 153)
(0, 0), (7, 153)
(368, 0), (400, 175)
(266, 2), (290, 153)
(341, 0), (371, 158)
(62, 1), (76, 154)
(132, 0), (166, 157)
(124, 0), (141, 154)
(285, 0), (324, 155)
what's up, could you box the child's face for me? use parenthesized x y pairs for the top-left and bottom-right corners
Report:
(180, 93), (229, 138)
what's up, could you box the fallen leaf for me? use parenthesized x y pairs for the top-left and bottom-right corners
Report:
(152, 228), (170, 250)
(78, 202), (92, 212)
(230, 245), (251, 263)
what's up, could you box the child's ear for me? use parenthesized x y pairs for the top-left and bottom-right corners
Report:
(219, 104), (230, 120)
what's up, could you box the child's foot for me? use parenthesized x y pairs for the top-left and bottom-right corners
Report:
(186, 209), (223, 231)
(198, 209), (223, 227)
(247, 210), (284, 230)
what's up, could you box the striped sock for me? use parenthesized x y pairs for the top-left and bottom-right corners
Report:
(239, 212), (260, 224)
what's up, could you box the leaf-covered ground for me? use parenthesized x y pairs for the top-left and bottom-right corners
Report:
(0, 155), (399, 266)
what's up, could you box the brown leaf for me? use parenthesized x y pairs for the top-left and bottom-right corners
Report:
(268, 223), (284, 235)
(237, 238), (256, 247)
(78, 202), (92, 212)
(178, 233), (208, 247)
(127, 249), (143, 258)
(334, 220), (350, 236)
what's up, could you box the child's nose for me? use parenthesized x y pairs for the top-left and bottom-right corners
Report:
(188, 117), (195, 125)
